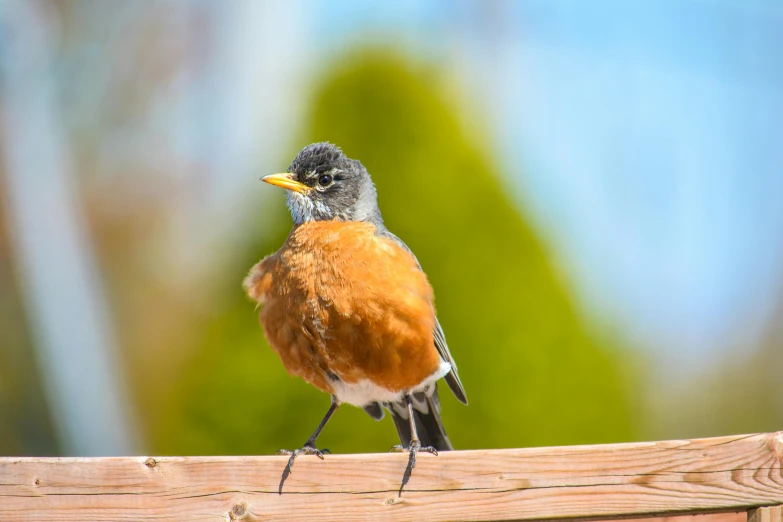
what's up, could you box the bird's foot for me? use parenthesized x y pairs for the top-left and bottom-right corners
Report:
(276, 443), (330, 473)
(390, 440), (437, 469)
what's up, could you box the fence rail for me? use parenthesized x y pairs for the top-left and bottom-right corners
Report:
(1, 431), (781, 521)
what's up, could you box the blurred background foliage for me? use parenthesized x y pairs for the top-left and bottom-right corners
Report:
(0, 1), (781, 457)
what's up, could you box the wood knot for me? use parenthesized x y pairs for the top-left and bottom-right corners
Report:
(144, 458), (157, 469)
(229, 501), (247, 519)
(33, 478), (40, 486)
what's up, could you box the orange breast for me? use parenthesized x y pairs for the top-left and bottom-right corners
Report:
(243, 221), (440, 396)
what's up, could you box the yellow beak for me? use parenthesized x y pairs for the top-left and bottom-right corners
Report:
(261, 173), (310, 194)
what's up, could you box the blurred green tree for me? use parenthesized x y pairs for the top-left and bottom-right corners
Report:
(156, 51), (638, 455)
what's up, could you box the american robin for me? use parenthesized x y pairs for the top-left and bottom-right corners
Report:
(243, 142), (467, 471)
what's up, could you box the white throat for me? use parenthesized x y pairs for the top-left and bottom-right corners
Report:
(287, 192), (332, 224)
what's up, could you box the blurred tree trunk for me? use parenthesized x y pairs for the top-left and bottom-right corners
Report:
(0, 0), (138, 456)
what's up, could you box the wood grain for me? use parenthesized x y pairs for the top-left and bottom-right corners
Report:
(749, 506), (783, 522)
(0, 432), (781, 521)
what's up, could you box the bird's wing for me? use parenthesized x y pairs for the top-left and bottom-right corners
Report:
(432, 316), (468, 404)
(376, 228), (468, 405)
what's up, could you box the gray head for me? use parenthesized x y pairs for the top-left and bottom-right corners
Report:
(262, 143), (383, 226)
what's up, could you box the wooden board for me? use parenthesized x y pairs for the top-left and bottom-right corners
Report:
(749, 506), (783, 522)
(0, 432), (781, 521)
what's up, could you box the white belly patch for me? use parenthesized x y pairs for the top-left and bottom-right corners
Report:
(330, 360), (452, 407)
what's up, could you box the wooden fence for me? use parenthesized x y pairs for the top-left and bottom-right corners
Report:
(1, 431), (781, 521)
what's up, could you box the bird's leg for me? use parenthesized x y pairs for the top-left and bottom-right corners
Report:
(276, 396), (340, 473)
(390, 394), (438, 469)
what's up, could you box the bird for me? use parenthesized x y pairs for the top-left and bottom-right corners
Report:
(243, 142), (467, 472)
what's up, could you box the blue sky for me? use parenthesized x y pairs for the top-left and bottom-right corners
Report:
(498, 1), (783, 358)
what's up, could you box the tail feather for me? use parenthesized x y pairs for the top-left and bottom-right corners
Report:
(389, 386), (453, 451)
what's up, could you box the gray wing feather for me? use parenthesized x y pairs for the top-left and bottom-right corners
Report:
(433, 316), (468, 404)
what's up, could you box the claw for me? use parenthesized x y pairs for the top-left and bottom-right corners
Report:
(390, 440), (438, 469)
(276, 444), (329, 473)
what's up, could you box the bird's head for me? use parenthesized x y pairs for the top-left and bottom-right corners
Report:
(262, 143), (382, 226)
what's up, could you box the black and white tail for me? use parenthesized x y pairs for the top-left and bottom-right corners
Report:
(388, 387), (453, 451)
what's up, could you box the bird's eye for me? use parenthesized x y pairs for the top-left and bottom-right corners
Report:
(318, 174), (333, 187)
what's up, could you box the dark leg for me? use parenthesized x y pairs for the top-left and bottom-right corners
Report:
(276, 396), (340, 473)
(390, 394), (438, 469)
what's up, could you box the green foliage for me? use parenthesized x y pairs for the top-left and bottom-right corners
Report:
(157, 50), (637, 456)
